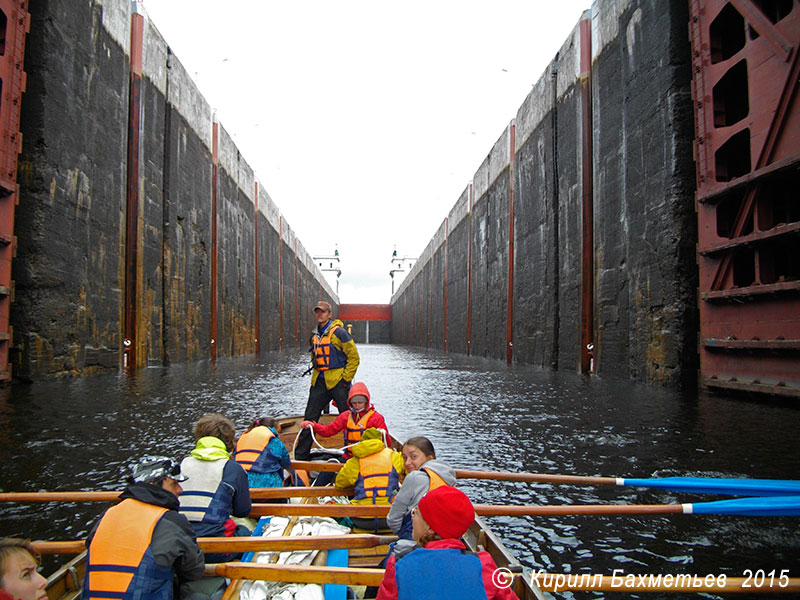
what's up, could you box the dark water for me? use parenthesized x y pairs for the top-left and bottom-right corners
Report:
(1, 345), (799, 598)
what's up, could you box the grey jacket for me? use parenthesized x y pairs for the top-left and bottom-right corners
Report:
(386, 459), (457, 535)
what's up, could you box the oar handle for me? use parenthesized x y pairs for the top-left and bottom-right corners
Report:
(207, 562), (385, 587)
(455, 469), (617, 486)
(290, 460), (342, 472)
(0, 491), (123, 502)
(31, 534), (398, 555)
(473, 504), (684, 516)
(534, 573), (800, 594)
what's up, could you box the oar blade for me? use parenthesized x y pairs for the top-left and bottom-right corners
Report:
(622, 476), (800, 497)
(689, 496), (800, 516)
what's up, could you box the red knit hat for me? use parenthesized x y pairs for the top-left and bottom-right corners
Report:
(417, 486), (475, 539)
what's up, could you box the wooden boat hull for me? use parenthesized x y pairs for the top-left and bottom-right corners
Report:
(43, 414), (540, 599)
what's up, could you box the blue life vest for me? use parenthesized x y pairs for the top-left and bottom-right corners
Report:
(394, 547), (488, 600)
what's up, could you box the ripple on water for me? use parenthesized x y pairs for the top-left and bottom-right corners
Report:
(1, 345), (799, 583)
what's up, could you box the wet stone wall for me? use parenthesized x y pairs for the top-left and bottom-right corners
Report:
(392, 0), (698, 387)
(13, 0), (335, 380)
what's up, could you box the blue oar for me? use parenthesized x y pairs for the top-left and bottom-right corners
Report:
(474, 496), (800, 517)
(686, 495), (800, 516)
(619, 476), (800, 497)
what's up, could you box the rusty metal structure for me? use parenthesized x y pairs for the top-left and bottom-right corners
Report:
(0, 0), (28, 380)
(689, 0), (800, 398)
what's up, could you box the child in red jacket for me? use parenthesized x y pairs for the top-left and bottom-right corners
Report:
(301, 381), (392, 458)
(376, 486), (520, 600)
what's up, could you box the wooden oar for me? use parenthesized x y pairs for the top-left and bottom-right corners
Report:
(31, 534), (397, 556)
(251, 497), (800, 518)
(291, 460), (343, 473)
(250, 503), (677, 519)
(455, 469), (617, 486)
(206, 562), (385, 586)
(532, 573), (800, 594)
(291, 461), (622, 485)
(0, 487), (350, 503)
(0, 491), (123, 502)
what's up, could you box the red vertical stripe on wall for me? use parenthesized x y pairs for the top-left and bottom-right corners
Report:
(254, 182), (260, 354)
(279, 216), (284, 350)
(210, 119), (219, 361)
(123, 4), (144, 369)
(443, 217), (448, 352)
(466, 183), (473, 356)
(507, 123), (515, 365)
(579, 16), (594, 374)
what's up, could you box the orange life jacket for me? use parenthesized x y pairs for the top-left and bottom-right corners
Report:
(354, 447), (400, 504)
(311, 324), (348, 371)
(345, 409), (375, 447)
(422, 466), (449, 491)
(84, 499), (170, 600)
(234, 426), (276, 472)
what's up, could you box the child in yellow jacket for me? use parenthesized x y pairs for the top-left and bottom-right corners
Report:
(335, 428), (405, 531)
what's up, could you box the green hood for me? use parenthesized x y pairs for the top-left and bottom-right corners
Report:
(190, 436), (230, 461)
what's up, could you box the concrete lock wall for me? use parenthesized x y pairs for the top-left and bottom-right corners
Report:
(392, 0), (698, 387)
(13, 0), (336, 379)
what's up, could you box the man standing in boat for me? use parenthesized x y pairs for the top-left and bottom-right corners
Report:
(296, 300), (360, 461)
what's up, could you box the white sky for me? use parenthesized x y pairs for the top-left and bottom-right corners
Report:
(142, 1), (589, 303)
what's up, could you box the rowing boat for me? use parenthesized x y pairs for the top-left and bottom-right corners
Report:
(16, 414), (798, 598)
(38, 414), (541, 600)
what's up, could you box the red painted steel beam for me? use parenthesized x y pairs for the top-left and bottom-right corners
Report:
(466, 183), (473, 356)
(729, 0), (793, 61)
(123, 4), (144, 369)
(338, 305), (391, 321)
(254, 182), (260, 354)
(506, 124), (515, 365)
(279, 216), (284, 350)
(210, 119), (219, 361)
(579, 16), (594, 374)
(691, 0), (800, 397)
(0, 0), (28, 380)
(294, 238), (299, 347)
(443, 217), (448, 352)
(710, 42), (800, 290)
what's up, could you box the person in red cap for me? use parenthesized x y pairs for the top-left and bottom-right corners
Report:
(301, 381), (392, 459)
(296, 300), (360, 461)
(376, 486), (520, 600)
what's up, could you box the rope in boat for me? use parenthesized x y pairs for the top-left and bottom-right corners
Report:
(292, 420), (388, 458)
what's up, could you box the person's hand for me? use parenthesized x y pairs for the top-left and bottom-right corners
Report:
(301, 420), (314, 429)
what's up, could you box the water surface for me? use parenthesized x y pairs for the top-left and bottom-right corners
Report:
(1, 345), (798, 598)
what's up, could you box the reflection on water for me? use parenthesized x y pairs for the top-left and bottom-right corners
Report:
(1, 345), (799, 595)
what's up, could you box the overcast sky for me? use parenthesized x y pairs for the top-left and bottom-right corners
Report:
(142, 1), (589, 304)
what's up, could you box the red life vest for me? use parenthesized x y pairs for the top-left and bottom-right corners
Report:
(234, 426), (275, 472)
